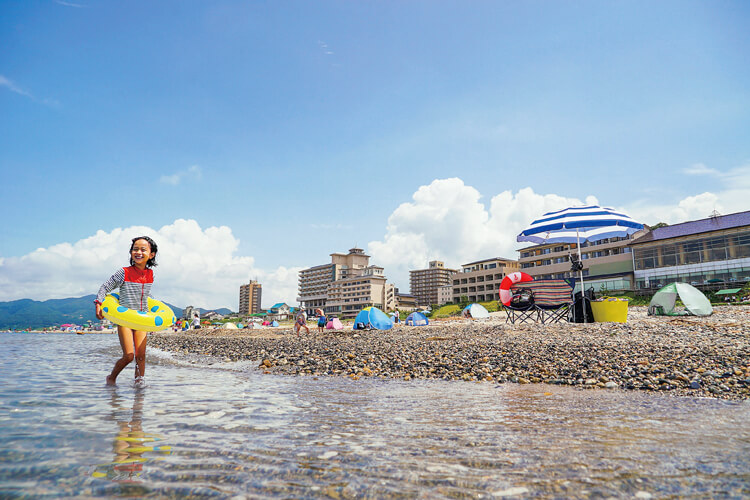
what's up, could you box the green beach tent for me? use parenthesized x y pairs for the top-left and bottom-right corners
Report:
(648, 282), (712, 317)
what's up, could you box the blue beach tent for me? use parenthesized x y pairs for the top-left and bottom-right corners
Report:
(405, 311), (429, 326)
(463, 303), (490, 319)
(353, 306), (393, 330)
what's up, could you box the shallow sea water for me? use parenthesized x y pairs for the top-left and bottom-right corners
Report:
(1, 333), (748, 499)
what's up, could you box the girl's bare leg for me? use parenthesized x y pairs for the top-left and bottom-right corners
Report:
(107, 325), (135, 385)
(133, 330), (147, 379)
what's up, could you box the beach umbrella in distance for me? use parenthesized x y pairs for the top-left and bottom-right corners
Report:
(499, 272), (534, 306)
(517, 205), (644, 322)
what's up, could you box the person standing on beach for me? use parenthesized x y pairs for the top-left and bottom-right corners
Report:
(295, 308), (310, 336)
(95, 236), (158, 386)
(317, 312), (326, 333)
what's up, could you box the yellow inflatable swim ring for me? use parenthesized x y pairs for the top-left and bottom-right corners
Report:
(101, 293), (175, 332)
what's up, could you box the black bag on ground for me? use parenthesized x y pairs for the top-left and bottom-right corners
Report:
(571, 288), (595, 323)
(510, 289), (535, 308)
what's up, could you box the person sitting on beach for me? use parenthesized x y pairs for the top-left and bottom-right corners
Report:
(295, 308), (310, 336)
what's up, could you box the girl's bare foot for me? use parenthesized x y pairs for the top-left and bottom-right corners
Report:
(106, 375), (116, 386)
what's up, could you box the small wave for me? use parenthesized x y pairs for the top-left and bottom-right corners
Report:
(147, 346), (258, 373)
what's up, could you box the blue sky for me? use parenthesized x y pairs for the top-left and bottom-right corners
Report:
(1, 1), (749, 309)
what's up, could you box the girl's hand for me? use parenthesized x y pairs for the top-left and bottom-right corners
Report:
(95, 303), (104, 320)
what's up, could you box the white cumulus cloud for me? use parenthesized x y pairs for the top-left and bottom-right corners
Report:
(0, 219), (300, 310)
(367, 179), (598, 291)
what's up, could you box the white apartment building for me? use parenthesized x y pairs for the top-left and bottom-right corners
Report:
(452, 257), (520, 303)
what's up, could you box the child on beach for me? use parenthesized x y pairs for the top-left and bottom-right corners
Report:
(95, 236), (158, 386)
(295, 308), (310, 336)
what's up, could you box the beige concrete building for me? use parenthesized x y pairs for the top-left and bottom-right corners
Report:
(395, 291), (418, 311)
(297, 247), (371, 311)
(437, 285), (453, 306)
(452, 257), (520, 303)
(517, 232), (644, 293)
(409, 260), (458, 307)
(325, 266), (396, 319)
(298, 247), (397, 319)
(238, 280), (262, 315)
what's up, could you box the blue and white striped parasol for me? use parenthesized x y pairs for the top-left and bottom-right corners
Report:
(517, 205), (644, 322)
(517, 205), (644, 244)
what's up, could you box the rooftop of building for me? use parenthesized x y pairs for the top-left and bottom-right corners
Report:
(461, 256), (517, 267)
(631, 210), (750, 245)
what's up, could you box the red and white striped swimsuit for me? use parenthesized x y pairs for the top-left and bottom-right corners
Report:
(95, 266), (154, 312)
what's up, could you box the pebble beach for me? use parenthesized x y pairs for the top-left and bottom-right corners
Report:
(150, 305), (750, 400)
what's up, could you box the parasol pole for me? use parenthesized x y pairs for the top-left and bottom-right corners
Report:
(577, 228), (587, 324)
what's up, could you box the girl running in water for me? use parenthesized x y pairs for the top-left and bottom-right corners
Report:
(95, 236), (158, 386)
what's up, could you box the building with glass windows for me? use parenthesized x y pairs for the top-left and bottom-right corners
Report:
(629, 211), (750, 291)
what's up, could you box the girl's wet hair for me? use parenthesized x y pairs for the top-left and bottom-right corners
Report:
(129, 236), (158, 268)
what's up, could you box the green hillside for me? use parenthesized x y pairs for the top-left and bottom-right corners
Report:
(0, 295), (238, 330)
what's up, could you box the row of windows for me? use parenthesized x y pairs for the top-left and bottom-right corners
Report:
(635, 269), (750, 289)
(634, 232), (750, 270)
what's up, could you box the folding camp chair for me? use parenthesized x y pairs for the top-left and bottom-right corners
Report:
(504, 301), (538, 324)
(511, 279), (574, 324)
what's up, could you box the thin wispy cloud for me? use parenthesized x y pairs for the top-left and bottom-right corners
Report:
(159, 165), (203, 186)
(683, 163), (720, 176)
(54, 0), (85, 7)
(0, 75), (33, 99)
(318, 40), (334, 55)
(0, 74), (60, 107)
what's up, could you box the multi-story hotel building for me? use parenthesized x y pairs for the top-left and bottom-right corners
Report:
(325, 266), (396, 319)
(517, 233), (644, 293)
(297, 247), (370, 311)
(630, 211), (750, 290)
(409, 260), (458, 307)
(452, 257), (520, 303)
(238, 280), (262, 315)
(298, 247), (397, 319)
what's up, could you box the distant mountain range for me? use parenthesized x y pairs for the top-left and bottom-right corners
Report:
(0, 295), (233, 330)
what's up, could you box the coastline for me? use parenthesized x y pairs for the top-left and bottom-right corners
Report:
(149, 305), (750, 400)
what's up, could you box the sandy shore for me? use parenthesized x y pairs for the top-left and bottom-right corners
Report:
(149, 305), (750, 400)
